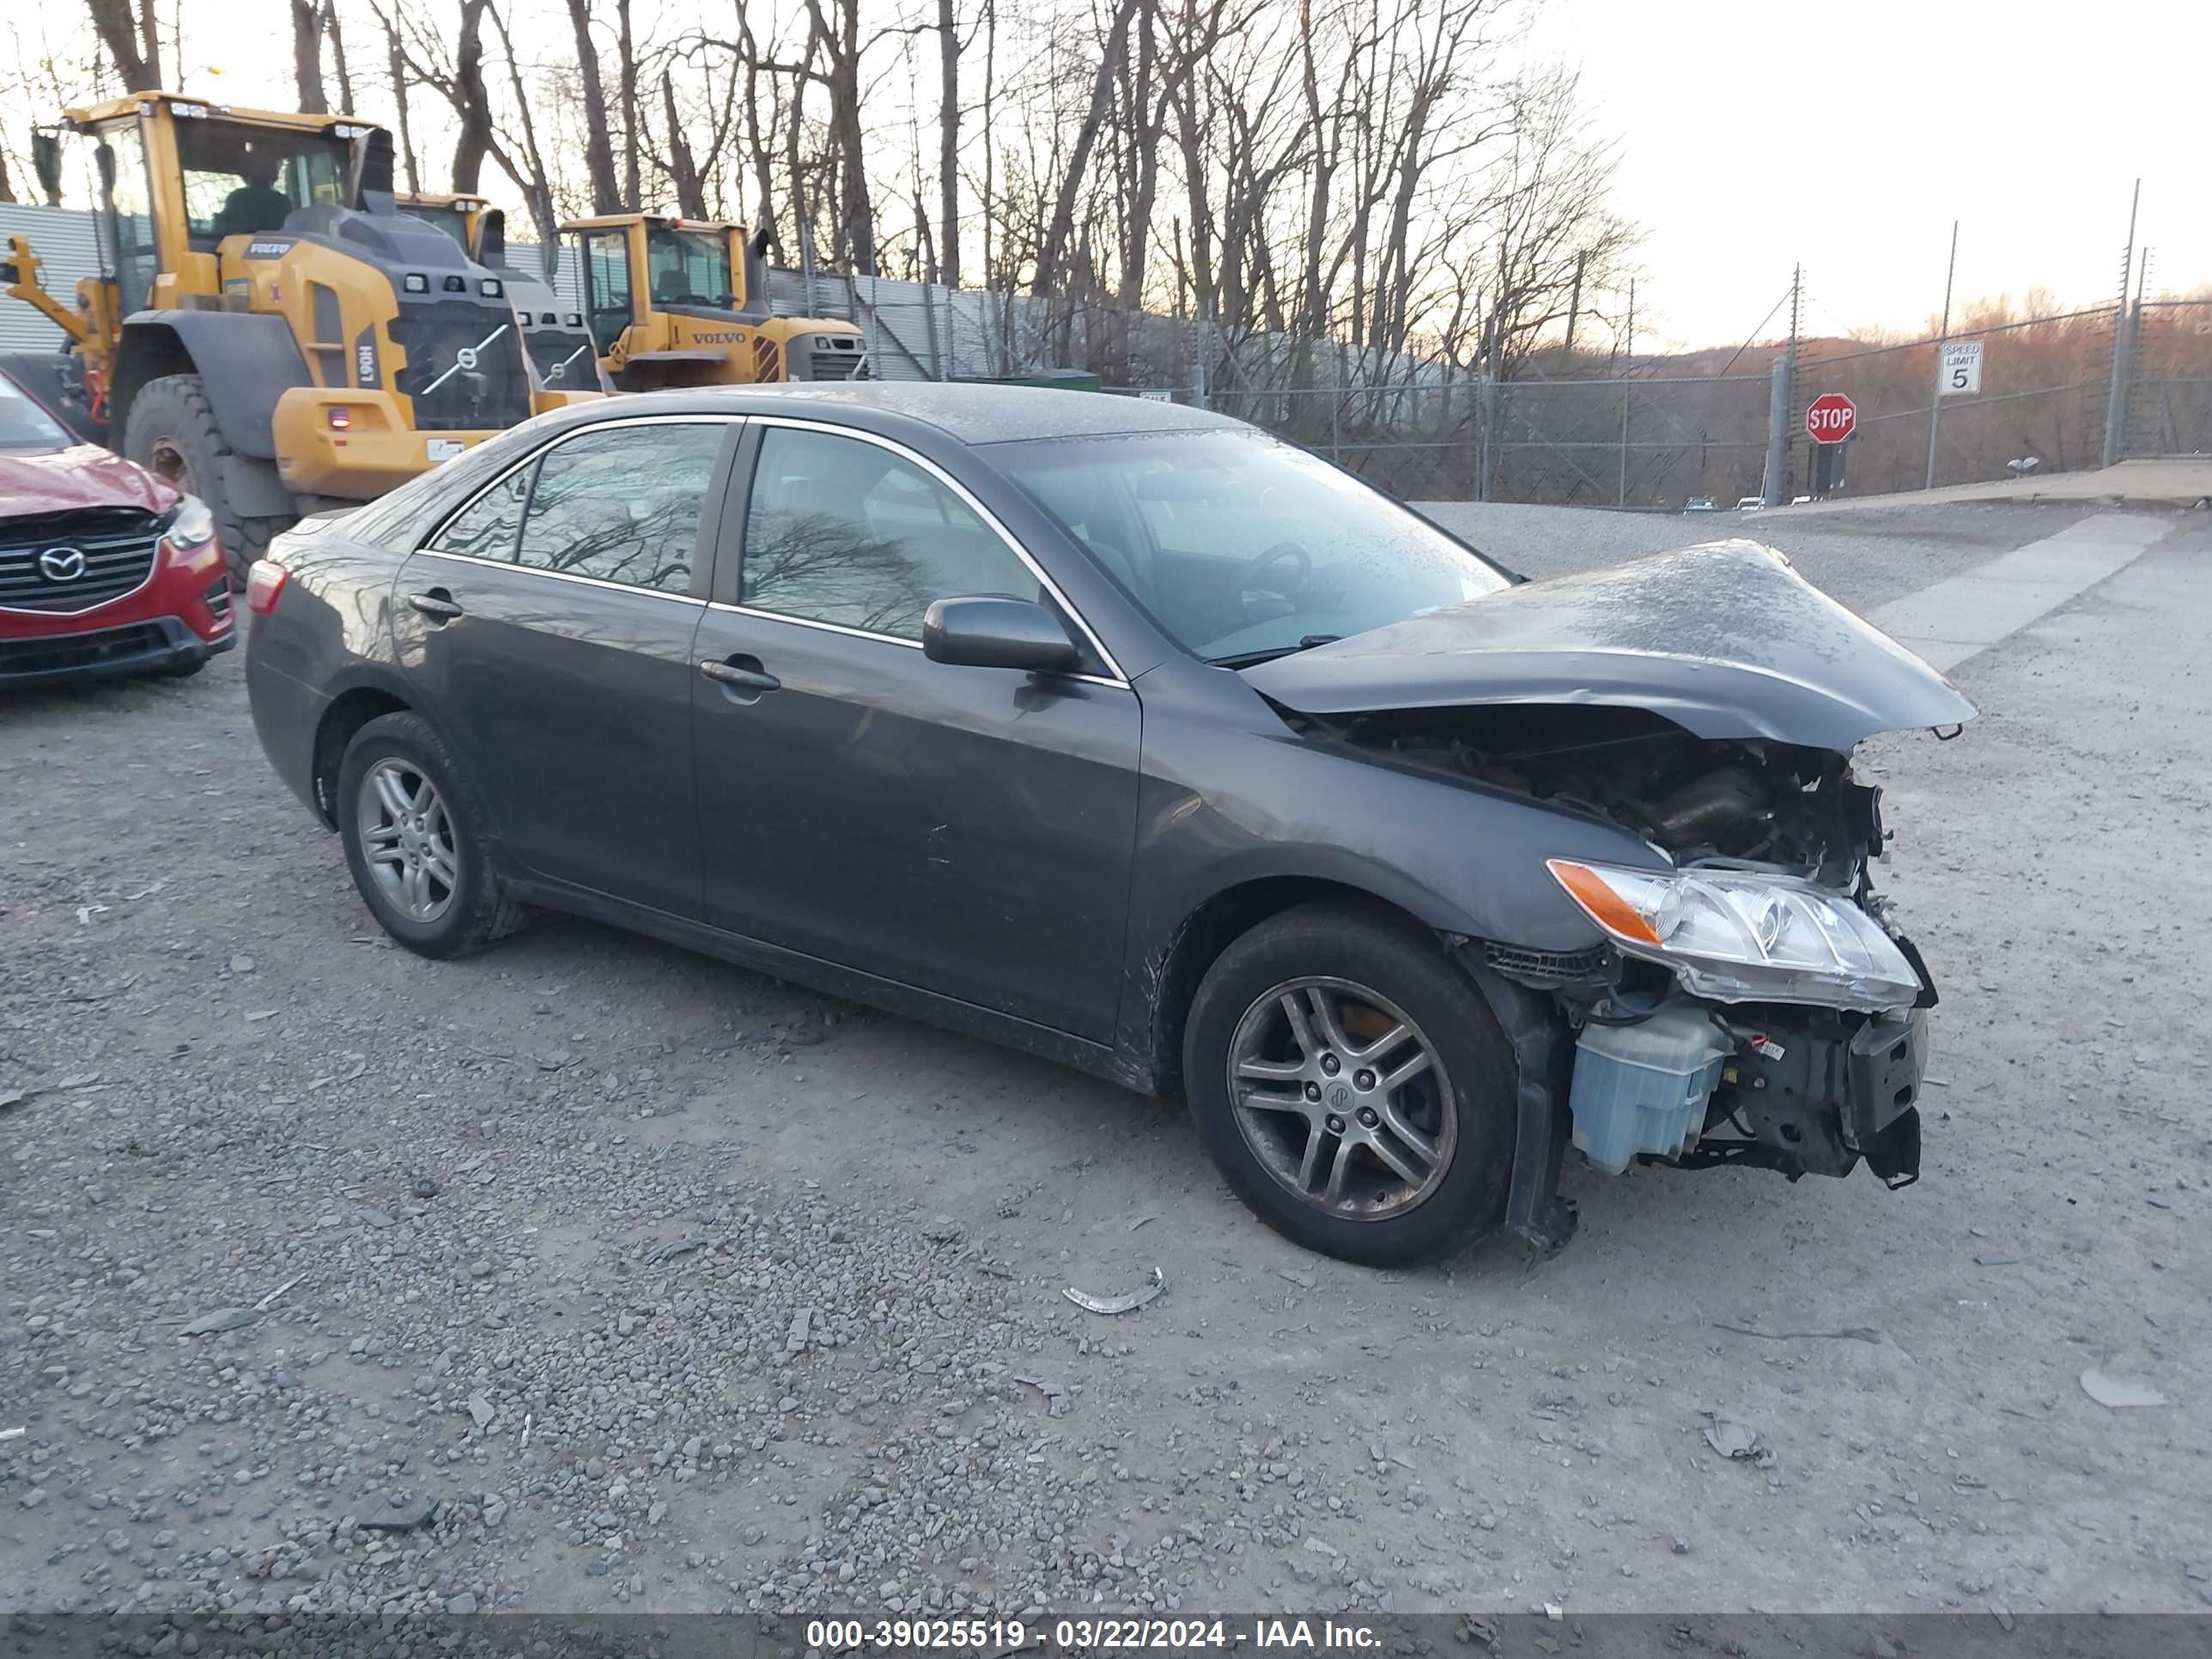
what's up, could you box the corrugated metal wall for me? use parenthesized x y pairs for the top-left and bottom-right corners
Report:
(0, 204), (107, 351)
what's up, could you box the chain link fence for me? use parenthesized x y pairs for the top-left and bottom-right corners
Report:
(789, 270), (2207, 507)
(2124, 298), (2212, 458)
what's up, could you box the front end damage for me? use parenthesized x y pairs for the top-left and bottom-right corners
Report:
(1243, 541), (1978, 1249)
(1314, 701), (1940, 1247)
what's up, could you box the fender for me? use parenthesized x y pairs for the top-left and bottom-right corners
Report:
(111, 312), (313, 460)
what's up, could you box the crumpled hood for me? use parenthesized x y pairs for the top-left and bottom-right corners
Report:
(0, 444), (177, 518)
(1245, 539), (1978, 750)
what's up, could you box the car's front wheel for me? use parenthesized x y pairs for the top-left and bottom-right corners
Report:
(337, 711), (526, 959)
(1183, 899), (1517, 1266)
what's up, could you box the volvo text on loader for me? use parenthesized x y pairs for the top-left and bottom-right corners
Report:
(562, 214), (868, 391)
(396, 191), (611, 394)
(1, 93), (592, 576)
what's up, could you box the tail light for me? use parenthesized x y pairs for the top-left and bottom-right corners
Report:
(246, 561), (290, 616)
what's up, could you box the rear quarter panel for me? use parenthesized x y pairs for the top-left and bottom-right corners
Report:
(246, 520), (412, 820)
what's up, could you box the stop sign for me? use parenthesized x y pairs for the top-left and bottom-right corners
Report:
(1806, 392), (1857, 443)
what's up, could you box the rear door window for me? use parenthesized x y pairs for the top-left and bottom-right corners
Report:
(426, 467), (529, 562)
(513, 422), (726, 592)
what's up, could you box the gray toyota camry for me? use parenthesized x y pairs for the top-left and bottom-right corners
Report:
(246, 384), (1973, 1265)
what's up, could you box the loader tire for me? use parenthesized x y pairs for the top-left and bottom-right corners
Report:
(123, 374), (295, 584)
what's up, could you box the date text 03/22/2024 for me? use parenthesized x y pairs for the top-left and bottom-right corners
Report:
(802, 1618), (1386, 1651)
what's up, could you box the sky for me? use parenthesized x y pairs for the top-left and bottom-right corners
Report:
(1524, 0), (2212, 350)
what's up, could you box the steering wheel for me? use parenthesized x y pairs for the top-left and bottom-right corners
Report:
(1237, 540), (1313, 601)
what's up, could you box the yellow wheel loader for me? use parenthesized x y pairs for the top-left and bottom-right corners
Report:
(397, 191), (611, 395)
(562, 215), (868, 391)
(1, 93), (592, 576)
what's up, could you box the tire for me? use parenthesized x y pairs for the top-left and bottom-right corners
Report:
(121, 374), (294, 583)
(336, 711), (528, 959)
(1182, 898), (1517, 1267)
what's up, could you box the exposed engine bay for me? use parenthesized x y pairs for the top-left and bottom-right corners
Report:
(1311, 702), (1887, 885)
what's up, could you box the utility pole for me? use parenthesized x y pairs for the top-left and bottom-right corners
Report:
(1924, 220), (1958, 491)
(2100, 179), (2140, 469)
(1616, 278), (1635, 507)
(1562, 249), (1587, 368)
(1762, 265), (1800, 507)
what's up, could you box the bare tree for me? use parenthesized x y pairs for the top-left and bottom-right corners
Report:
(450, 0), (495, 191)
(325, 4), (356, 112)
(564, 0), (625, 211)
(293, 0), (327, 112)
(661, 69), (708, 218)
(1030, 0), (1141, 295)
(83, 0), (161, 91)
(937, 0), (960, 287)
(374, 6), (422, 191)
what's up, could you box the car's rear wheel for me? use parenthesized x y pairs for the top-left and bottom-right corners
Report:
(337, 712), (526, 958)
(1183, 899), (1516, 1266)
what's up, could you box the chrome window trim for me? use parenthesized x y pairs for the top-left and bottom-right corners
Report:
(415, 413), (744, 599)
(700, 596), (1129, 691)
(741, 414), (1129, 684)
(414, 545), (706, 605)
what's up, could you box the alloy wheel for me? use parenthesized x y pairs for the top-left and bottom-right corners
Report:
(1226, 976), (1455, 1220)
(356, 757), (459, 923)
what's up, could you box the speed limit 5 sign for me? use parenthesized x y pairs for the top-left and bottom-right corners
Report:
(1940, 341), (1984, 396)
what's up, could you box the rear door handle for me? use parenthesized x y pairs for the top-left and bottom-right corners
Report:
(697, 658), (781, 693)
(407, 591), (464, 622)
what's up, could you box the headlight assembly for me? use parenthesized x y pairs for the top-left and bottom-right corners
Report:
(164, 495), (217, 550)
(1547, 858), (1923, 1012)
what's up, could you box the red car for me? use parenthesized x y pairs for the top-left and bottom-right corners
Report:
(1, 364), (234, 689)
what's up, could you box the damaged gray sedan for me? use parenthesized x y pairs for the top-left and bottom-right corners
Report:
(245, 385), (1972, 1265)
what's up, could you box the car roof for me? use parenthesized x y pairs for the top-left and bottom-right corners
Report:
(568, 381), (1247, 446)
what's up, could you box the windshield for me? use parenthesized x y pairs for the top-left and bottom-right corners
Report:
(176, 118), (348, 248)
(645, 228), (732, 307)
(405, 202), (475, 256)
(0, 372), (71, 451)
(994, 429), (1510, 664)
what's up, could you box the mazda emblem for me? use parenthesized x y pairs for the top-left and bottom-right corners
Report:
(38, 546), (87, 582)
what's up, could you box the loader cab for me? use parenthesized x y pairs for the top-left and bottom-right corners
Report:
(563, 212), (867, 392)
(395, 192), (484, 258)
(75, 96), (363, 316)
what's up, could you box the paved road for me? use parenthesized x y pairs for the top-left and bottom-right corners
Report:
(3, 501), (2206, 1634)
(1413, 498), (2092, 609)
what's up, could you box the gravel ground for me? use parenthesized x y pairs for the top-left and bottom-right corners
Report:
(3, 501), (2207, 1632)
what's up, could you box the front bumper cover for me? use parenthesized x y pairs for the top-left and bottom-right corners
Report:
(0, 614), (233, 690)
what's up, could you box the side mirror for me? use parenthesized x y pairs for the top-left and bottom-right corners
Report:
(32, 132), (63, 204)
(922, 597), (1080, 675)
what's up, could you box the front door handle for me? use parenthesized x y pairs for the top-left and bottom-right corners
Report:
(697, 657), (781, 696)
(407, 590), (464, 622)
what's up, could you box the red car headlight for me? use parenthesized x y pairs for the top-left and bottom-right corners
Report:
(163, 495), (218, 550)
